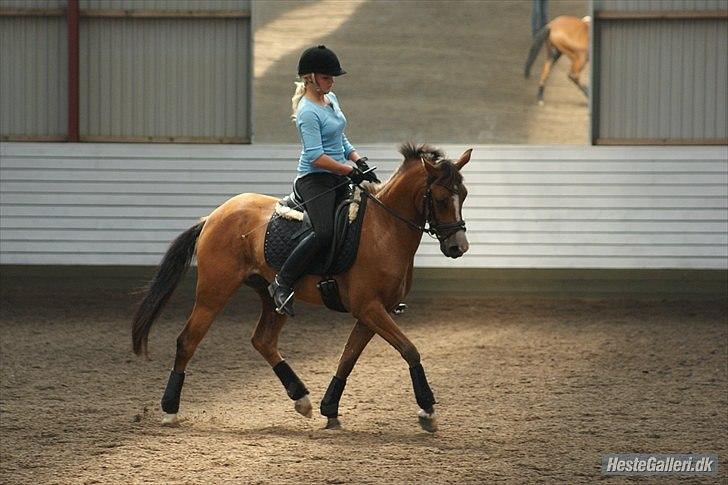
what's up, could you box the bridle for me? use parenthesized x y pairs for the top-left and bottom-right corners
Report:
(422, 180), (467, 241)
(363, 175), (466, 242)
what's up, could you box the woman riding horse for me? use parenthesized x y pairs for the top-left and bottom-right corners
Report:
(131, 47), (473, 433)
(269, 45), (379, 316)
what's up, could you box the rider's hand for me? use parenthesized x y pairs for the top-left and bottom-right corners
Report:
(354, 157), (381, 183)
(348, 166), (366, 184)
(348, 166), (378, 185)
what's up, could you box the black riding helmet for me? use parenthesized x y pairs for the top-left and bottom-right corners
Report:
(297, 45), (346, 76)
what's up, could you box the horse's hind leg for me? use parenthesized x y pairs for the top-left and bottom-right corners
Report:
(320, 320), (375, 429)
(161, 274), (240, 425)
(568, 51), (589, 97)
(245, 274), (312, 418)
(358, 302), (438, 432)
(537, 45), (560, 104)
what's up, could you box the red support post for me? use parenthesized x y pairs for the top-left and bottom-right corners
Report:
(67, 0), (79, 141)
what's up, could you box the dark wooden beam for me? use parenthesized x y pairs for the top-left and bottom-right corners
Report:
(67, 0), (79, 142)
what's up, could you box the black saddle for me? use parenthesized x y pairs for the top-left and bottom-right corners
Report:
(264, 185), (368, 277)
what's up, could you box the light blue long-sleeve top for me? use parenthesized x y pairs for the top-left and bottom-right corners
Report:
(295, 92), (356, 177)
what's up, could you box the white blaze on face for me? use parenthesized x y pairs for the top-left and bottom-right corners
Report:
(452, 194), (461, 220)
(450, 192), (469, 254)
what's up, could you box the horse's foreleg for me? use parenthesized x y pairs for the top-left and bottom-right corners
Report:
(358, 302), (438, 432)
(245, 274), (311, 418)
(321, 320), (375, 429)
(161, 279), (238, 425)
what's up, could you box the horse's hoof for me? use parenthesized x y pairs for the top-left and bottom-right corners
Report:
(325, 417), (342, 430)
(418, 409), (438, 433)
(161, 413), (179, 426)
(294, 395), (313, 418)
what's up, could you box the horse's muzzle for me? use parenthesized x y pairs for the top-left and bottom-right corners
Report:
(441, 230), (469, 259)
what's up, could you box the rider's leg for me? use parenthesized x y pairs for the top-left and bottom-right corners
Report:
(269, 173), (341, 315)
(269, 231), (320, 315)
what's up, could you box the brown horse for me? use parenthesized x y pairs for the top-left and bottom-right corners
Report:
(131, 143), (471, 432)
(524, 15), (590, 104)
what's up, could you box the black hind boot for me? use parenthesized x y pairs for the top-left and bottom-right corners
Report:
(269, 232), (320, 316)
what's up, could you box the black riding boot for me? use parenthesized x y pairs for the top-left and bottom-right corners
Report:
(269, 232), (320, 316)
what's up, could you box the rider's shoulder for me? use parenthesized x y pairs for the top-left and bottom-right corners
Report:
(296, 101), (320, 122)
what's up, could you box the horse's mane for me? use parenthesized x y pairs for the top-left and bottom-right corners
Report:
(399, 142), (462, 185)
(367, 143), (459, 196)
(399, 142), (445, 164)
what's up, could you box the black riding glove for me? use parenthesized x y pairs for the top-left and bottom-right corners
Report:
(354, 157), (381, 183)
(348, 166), (378, 185)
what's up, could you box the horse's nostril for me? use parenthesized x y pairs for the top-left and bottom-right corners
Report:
(448, 246), (462, 258)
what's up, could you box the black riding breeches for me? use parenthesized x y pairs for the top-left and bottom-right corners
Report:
(294, 172), (349, 254)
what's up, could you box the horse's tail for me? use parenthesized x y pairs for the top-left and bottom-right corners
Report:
(524, 25), (550, 78)
(131, 218), (206, 357)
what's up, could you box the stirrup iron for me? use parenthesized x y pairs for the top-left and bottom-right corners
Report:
(275, 290), (295, 315)
(269, 277), (296, 316)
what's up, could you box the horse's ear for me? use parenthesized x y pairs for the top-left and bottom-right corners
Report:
(421, 157), (439, 178)
(454, 149), (473, 170)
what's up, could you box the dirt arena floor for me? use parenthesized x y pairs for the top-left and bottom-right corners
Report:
(1, 276), (726, 484)
(253, 0), (589, 145)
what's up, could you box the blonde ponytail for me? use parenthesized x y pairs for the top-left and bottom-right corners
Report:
(291, 74), (315, 122)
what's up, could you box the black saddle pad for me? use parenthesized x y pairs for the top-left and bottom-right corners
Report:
(264, 193), (368, 276)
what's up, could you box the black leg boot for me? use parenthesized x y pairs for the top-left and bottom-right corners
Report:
(269, 232), (320, 316)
